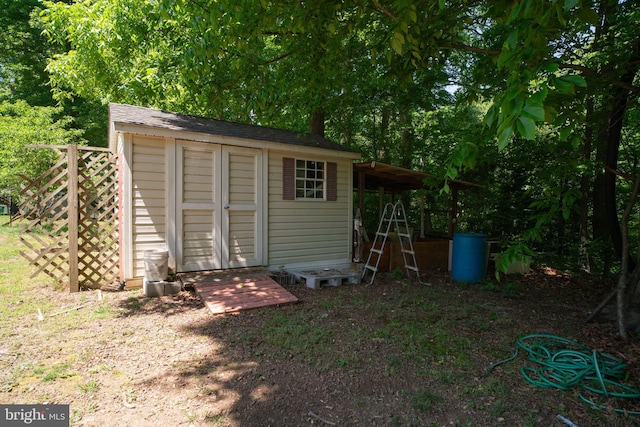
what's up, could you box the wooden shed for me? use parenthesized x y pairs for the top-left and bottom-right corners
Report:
(109, 103), (361, 282)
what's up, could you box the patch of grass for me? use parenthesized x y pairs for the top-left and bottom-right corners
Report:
(204, 412), (227, 424)
(40, 363), (74, 382)
(0, 222), (57, 324)
(479, 280), (500, 292)
(429, 368), (465, 385)
(502, 282), (522, 298)
(123, 296), (152, 311)
(0, 218), (121, 404)
(405, 388), (441, 413)
(261, 311), (336, 363)
(391, 267), (405, 280)
(78, 379), (99, 395)
(317, 291), (344, 310)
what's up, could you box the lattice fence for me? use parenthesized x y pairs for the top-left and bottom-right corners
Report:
(17, 145), (119, 291)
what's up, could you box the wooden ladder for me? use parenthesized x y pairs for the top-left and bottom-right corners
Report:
(361, 200), (426, 285)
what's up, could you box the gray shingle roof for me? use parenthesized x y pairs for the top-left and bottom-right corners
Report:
(109, 103), (359, 154)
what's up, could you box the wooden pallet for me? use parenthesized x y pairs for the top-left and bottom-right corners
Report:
(291, 268), (361, 290)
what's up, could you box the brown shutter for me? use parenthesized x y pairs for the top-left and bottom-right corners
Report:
(327, 162), (337, 201)
(283, 157), (295, 200)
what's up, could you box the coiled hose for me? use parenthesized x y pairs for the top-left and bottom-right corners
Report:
(488, 334), (640, 415)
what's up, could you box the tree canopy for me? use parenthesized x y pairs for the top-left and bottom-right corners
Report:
(0, 100), (84, 192)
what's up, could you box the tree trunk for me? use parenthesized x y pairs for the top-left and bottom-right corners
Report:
(591, 0), (614, 275)
(580, 99), (594, 272)
(616, 172), (640, 338)
(310, 109), (325, 138)
(603, 84), (634, 271)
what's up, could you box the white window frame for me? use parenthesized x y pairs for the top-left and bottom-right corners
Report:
(295, 159), (326, 200)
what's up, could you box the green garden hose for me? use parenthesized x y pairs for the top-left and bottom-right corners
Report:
(489, 334), (640, 415)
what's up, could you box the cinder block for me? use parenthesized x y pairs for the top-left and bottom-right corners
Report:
(305, 277), (320, 290)
(143, 280), (165, 297)
(164, 282), (182, 295)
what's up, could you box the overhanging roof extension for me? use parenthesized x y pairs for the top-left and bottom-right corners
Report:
(354, 161), (482, 193)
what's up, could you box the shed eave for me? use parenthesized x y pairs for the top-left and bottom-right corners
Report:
(110, 121), (361, 159)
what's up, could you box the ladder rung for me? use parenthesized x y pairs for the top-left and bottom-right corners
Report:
(398, 233), (411, 238)
(375, 232), (388, 237)
(401, 249), (415, 255)
(370, 248), (383, 254)
(364, 265), (377, 272)
(405, 266), (419, 272)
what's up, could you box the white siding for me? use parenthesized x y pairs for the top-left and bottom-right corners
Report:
(267, 153), (352, 267)
(131, 135), (167, 277)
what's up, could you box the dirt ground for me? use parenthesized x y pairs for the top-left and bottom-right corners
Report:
(2, 267), (640, 427)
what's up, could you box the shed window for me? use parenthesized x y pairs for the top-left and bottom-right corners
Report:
(283, 158), (337, 201)
(296, 159), (325, 199)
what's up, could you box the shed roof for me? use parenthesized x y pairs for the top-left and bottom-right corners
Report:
(109, 103), (360, 155)
(354, 161), (482, 193)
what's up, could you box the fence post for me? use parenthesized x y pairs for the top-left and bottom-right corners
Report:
(68, 144), (79, 292)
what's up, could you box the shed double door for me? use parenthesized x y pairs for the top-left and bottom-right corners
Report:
(176, 141), (262, 272)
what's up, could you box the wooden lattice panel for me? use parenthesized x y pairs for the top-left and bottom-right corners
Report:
(17, 145), (119, 291)
(77, 149), (119, 289)
(18, 148), (71, 285)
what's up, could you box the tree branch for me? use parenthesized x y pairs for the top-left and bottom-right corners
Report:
(441, 43), (640, 96)
(443, 43), (502, 56)
(559, 63), (640, 96)
(371, 0), (397, 20)
(604, 165), (636, 182)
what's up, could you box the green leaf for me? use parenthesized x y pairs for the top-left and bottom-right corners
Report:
(504, 31), (518, 49)
(516, 116), (536, 140)
(558, 126), (572, 140)
(559, 74), (587, 87)
(390, 37), (403, 54)
(506, 86), (523, 101)
(540, 62), (559, 73)
(576, 7), (600, 24)
(563, 0), (579, 11)
(497, 126), (513, 150)
(529, 88), (548, 104)
(522, 105), (545, 121)
(552, 77), (574, 94)
(484, 104), (498, 127)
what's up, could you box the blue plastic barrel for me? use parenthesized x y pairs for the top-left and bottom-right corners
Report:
(451, 233), (487, 283)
